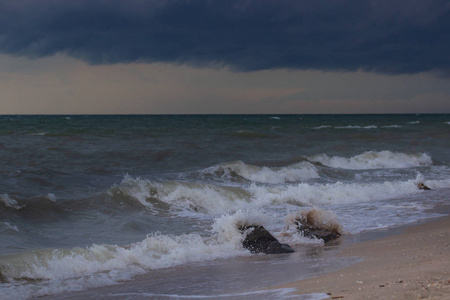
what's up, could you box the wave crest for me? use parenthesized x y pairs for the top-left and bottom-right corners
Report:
(112, 176), (252, 215)
(113, 173), (450, 216)
(309, 151), (432, 170)
(0, 231), (245, 299)
(0, 194), (23, 210)
(249, 174), (449, 206)
(201, 160), (319, 184)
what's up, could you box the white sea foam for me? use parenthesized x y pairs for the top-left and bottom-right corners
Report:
(277, 208), (343, 246)
(335, 125), (378, 129)
(212, 209), (268, 245)
(202, 161), (319, 184)
(409, 121), (420, 124)
(0, 229), (248, 299)
(46, 193), (57, 202)
(0, 194), (23, 210)
(312, 125), (331, 129)
(0, 208), (321, 299)
(112, 175), (158, 210)
(335, 200), (444, 234)
(309, 151), (432, 170)
(117, 172), (450, 217)
(1, 209), (295, 299)
(108, 289), (329, 299)
(382, 125), (402, 128)
(113, 176), (252, 215)
(3, 174), (449, 299)
(426, 178), (450, 189)
(248, 174), (450, 207)
(1, 222), (19, 232)
(285, 209), (342, 233)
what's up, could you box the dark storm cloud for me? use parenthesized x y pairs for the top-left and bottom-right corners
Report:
(0, 0), (449, 74)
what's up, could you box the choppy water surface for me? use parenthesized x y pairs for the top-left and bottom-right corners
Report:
(1, 114), (449, 299)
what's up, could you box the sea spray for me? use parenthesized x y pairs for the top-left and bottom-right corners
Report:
(285, 208), (343, 234)
(212, 209), (269, 245)
(278, 208), (343, 245)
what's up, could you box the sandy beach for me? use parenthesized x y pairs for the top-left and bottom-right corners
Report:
(275, 216), (450, 299)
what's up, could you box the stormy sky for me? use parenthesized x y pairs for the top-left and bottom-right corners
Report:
(1, 0), (449, 114)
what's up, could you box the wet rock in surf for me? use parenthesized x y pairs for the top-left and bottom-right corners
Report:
(239, 225), (294, 254)
(296, 225), (341, 243)
(291, 209), (342, 243)
(417, 182), (431, 190)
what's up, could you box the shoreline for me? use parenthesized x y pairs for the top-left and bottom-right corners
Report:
(273, 216), (450, 299)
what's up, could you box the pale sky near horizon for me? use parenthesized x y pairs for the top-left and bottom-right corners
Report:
(0, 0), (449, 114)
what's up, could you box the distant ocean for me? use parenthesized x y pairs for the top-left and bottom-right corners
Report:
(1, 114), (449, 299)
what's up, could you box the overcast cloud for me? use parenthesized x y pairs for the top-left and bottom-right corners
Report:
(1, 0), (449, 75)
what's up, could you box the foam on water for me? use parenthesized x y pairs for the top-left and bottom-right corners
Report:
(0, 194), (23, 210)
(201, 161), (319, 183)
(285, 209), (342, 234)
(249, 173), (449, 207)
(0, 229), (249, 299)
(114, 172), (450, 218)
(212, 209), (269, 244)
(1, 131), (448, 300)
(0, 206), (339, 299)
(1, 222), (19, 232)
(108, 289), (329, 299)
(114, 176), (252, 215)
(335, 125), (378, 129)
(312, 125), (331, 129)
(309, 151), (432, 170)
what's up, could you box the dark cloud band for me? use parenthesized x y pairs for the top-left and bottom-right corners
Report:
(0, 0), (449, 75)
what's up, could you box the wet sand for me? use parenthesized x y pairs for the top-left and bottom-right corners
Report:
(274, 216), (450, 299)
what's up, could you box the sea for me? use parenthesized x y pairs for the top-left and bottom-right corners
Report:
(0, 114), (449, 299)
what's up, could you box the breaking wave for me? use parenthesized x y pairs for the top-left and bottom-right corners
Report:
(309, 151), (432, 170)
(312, 125), (332, 129)
(335, 125), (378, 129)
(113, 173), (450, 215)
(0, 231), (246, 299)
(0, 207), (337, 299)
(200, 160), (319, 184)
(0, 194), (23, 210)
(1, 222), (19, 233)
(111, 176), (252, 215)
(249, 174), (449, 206)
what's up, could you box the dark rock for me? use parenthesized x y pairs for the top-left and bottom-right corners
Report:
(293, 209), (342, 243)
(240, 225), (294, 254)
(297, 225), (341, 243)
(266, 241), (295, 254)
(417, 182), (431, 190)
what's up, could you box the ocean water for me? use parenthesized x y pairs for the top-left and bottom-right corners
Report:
(0, 114), (449, 299)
